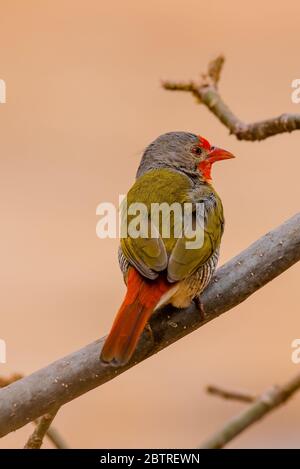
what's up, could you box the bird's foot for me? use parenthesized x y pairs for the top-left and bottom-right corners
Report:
(194, 296), (206, 321)
(145, 323), (154, 342)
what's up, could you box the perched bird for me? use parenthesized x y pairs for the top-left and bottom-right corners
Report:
(100, 132), (234, 365)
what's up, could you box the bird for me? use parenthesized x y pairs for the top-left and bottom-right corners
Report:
(100, 131), (234, 366)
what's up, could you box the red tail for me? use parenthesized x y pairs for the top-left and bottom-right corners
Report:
(100, 268), (170, 365)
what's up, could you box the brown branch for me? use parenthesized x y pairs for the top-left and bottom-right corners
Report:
(0, 213), (299, 438)
(24, 408), (60, 449)
(0, 374), (67, 448)
(206, 385), (256, 403)
(200, 373), (300, 448)
(162, 55), (300, 141)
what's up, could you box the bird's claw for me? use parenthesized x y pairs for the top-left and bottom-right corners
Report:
(145, 323), (154, 342)
(194, 296), (206, 321)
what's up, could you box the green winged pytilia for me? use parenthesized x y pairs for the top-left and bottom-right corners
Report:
(100, 132), (234, 365)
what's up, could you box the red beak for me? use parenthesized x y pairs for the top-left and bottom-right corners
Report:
(207, 146), (235, 163)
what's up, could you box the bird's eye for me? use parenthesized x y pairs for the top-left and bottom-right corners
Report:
(191, 146), (202, 155)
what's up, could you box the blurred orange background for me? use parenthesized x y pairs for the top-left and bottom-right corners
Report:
(0, 0), (299, 448)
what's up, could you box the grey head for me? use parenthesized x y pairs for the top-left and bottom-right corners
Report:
(136, 131), (210, 179)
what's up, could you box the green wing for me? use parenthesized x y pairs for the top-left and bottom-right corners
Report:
(167, 190), (224, 282)
(120, 168), (224, 282)
(120, 168), (190, 279)
(121, 216), (168, 280)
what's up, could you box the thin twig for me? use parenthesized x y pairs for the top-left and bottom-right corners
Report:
(200, 373), (300, 448)
(24, 408), (60, 449)
(43, 425), (69, 449)
(0, 213), (299, 437)
(206, 385), (256, 403)
(162, 55), (300, 141)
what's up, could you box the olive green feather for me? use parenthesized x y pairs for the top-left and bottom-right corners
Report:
(120, 168), (224, 281)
